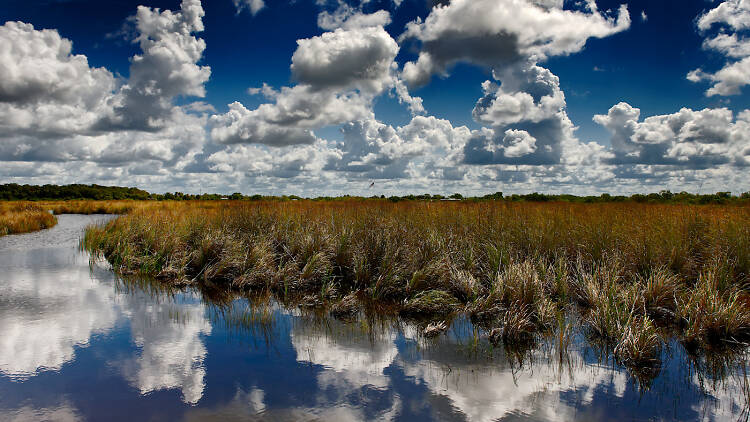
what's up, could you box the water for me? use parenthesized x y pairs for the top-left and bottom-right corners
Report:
(0, 215), (747, 421)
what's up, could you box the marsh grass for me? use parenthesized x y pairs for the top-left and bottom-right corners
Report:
(682, 264), (750, 349)
(0, 202), (57, 236)
(401, 290), (460, 318)
(45, 200), (139, 215)
(81, 199), (750, 368)
(0, 199), (172, 238)
(330, 293), (360, 320)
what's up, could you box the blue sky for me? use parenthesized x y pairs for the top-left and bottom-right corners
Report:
(1, 0), (749, 195)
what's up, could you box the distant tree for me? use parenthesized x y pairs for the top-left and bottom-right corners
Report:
(0, 183), (151, 201)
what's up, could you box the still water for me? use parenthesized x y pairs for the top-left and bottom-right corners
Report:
(0, 215), (748, 421)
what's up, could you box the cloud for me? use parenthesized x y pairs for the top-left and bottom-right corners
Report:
(0, 22), (115, 138)
(0, 22), (114, 107)
(3, 0), (748, 195)
(463, 63), (579, 166)
(689, 0), (750, 96)
(207, 140), (341, 178)
(397, 1), (628, 172)
(205, 1), (633, 193)
(400, 0), (630, 87)
(472, 67), (566, 127)
(233, 0), (265, 16)
(209, 83), (373, 146)
(210, 101), (319, 146)
(96, 0), (211, 131)
(317, 4), (391, 31)
(326, 115), (471, 179)
(291, 26), (398, 94)
(0, 0), (211, 181)
(210, 10), (420, 147)
(0, 0), (210, 162)
(207, 111), (471, 183)
(502, 129), (538, 157)
(697, 0), (750, 32)
(594, 102), (750, 167)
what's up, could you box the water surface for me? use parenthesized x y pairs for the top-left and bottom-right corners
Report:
(0, 215), (747, 421)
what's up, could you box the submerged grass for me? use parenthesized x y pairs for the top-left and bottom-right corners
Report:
(80, 199), (750, 369)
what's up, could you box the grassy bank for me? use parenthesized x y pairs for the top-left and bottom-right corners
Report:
(41, 199), (143, 215)
(82, 200), (750, 369)
(0, 200), (151, 237)
(0, 202), (58, 236)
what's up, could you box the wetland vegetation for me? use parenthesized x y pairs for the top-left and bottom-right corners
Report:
(0, 202), (57, 236)
(79, 199), (750, 384)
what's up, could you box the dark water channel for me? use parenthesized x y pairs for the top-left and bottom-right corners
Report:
(0, 215), (747, 421)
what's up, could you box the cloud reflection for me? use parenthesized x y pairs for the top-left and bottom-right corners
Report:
(0, 249), (118, 380)
(291, 324), (398, 389)
(118, 291), (212, 405)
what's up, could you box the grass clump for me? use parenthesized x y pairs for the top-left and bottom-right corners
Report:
(330, 293), (360, 320)
(682, 265), (750, 348)
(401, 290), (460, 318)
(473, 260), (557, 338)
(615, 316), (662, 369)
(489, 306), (537, 345)
(584, 274), (663, 371)
(641, 267), (682, 322)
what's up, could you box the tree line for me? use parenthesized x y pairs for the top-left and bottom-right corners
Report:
(1, 184), (748, 205)
(0, 184), (150, 200)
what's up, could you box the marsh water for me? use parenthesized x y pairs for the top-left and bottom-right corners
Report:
(0, 215), (748, 421)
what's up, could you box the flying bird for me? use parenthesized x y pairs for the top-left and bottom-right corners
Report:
(369, 182), (375, 188)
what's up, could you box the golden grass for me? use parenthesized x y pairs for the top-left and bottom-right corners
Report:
(76, 199), (750, 373)
(0, 199), (182, 237)
(0, 202), (57, 236)
(42, 199), (147, 215)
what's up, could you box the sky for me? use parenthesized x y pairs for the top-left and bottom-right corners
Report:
(1, 0), (750, 196)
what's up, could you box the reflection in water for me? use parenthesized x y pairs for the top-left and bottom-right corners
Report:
(0, 259), (117, 380)
(0, 220), (118, 380)
(286, 316), (627, 422)
(0, 215), (212, 406)
(398, 322), (627, 422)
(292, 321), (398, 389)
(2, 403), (81, 422)
(117, 289), (211, 404)
(689, 351), (750, 421)
(0, 215), (749, 421)
(185, 387), (401, 422)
